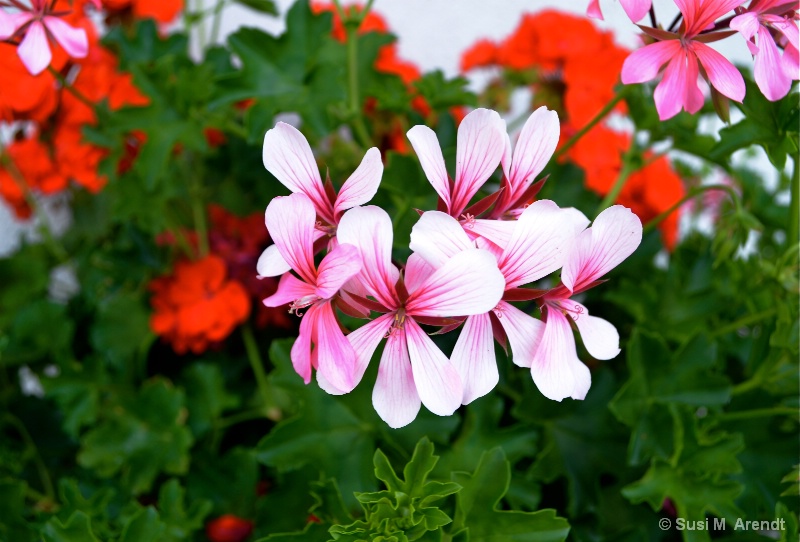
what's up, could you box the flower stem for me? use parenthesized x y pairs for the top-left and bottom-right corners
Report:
(241, 323), (272, 410)
(553, 87), (627, 162)
(333, 0), (373, 148)
(789, 156), (799, 248)
(4, 414), (56, 503)
(210, 0), (226, 45)
(643, 184), (742, 233)
(594, 143), (637, 217)
(186, 156), (209, 257)
(711, 307), (778, 338)
(718, 407), (798, 421)
(46, 66), (95, 111)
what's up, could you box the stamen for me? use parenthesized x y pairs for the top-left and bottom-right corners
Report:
(288, 295), (318, 316)
(562, 303), (584, 321)
(460, 213), (476, 228)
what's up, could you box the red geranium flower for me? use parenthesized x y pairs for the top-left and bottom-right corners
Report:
(206, 514), (254, 542)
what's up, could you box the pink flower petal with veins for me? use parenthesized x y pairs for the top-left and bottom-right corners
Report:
(531, 309), (592, 401)
(409, 211), (474, 269)
(450, 312), (498, 404)
(333, 147), (383, 216)
(263, 272), (316, 307)
(494, 301), (545, 368)
(404, 253), (436, 294)
(405, 318), (462, 416)
(406, 249), (504, 317)
(348, 313), (395, 386)
(407, 125), (451, 209)
(372, 326), (421, 428)
(561, 205), (642, 293)
(291, 309), (315, 384)
(315, 243), (362, 300)
(43, 16), (88, 59)
(692, 42), (745, 102)
(569, 301), (621, 360)
(505, 107), (559, 205)
(263, 123), (332, 221)
(18, 21), (52, 76)
(312, 300), (359, 393)
(620, 0), (651, 22)
(621, 40), (682, 85)
(264, 193), (318, 284)
(653, 49), (705, 120)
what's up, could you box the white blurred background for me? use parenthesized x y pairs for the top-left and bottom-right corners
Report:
(0, 0), (761, 255)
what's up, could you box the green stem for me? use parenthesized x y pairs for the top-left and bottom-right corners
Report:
(711, 307), (777, 338)
(333, 0), (372, 148)
(217, 408), (267, 429)
(643, 184), (742, 233)
(194, 0), (207, 50)
(210, 0), (226, 45)
(187, 157), (209, 257)
(595, 144), (637, 217)
(731, 376), (762, 396)
(47, 66), (95, 110)
(241, 323), (272, 409)
(4, 414), (56, 502)
(789, 156), (799, 247)
(553, 87), (628, 161)
(718, 407), (798, 421)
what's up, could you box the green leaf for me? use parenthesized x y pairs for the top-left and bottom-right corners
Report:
(120, 507), (167, 542)
(182, 363), (239, 438)
(451, 448), (570, 542)
(232, 0), (278, 15)
(90, 292), (153, 369)
(256, 339), (376, 508)
(42, 511), (100, 542)
(157, 479), (212, 541)
(413, 71), (476, 111)
(77, 379), (194, 494)
(780, 466), (799, 497)
(0, 480), (37, 542)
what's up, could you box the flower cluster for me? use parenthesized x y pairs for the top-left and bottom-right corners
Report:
(460, 10), (685, 249)
(258, 109), (643, 428)
(589, 0), (799, 117)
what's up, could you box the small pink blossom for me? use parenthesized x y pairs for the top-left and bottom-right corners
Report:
(336, 205), (505, 428)
(0, 0), (89, 75)
(258, 193), (363, 393)
(731, 0), (799, 101)
(587, 0), (652, 22)
(534, 206), (642, 401)
(621, 0), (746, 120)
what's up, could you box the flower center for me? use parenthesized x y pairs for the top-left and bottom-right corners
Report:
(384, 309), (407, 338)
(288, 295), (318, 316)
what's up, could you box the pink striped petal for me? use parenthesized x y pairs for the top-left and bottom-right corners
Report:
(468, 219), (516, 250)
(372, 326), (421, 428)
(263, 272), (316, 307)
(561, 205), (642, 293)
(337, 206), (399, 310)
(312, 300), (358, 393)
(620, 0), (651, 22)
(265, 194), (318, 284)
(730, 12), (760, 41)
(653, 49), (704, 120)
(405, 318), (462, 416)
(406, 249), (504, 317)
(404, 253), (436, 294)
(263, 122), (331, 222)
(349, 313), (394, 387)
(751, 26), (792, 101)
(531, 309), (591, 401)
(494, 301), (545, 368)
(291, 308), (315, 384)
(315, 243), (362, 300)
(621, 40), (682, 84)
(409, 211), (474, 269)
(587, 0), (603, 19)
(43, 17), (88, 59)
(568, 301), (621, 360)
(334, 147), (383, 216)
(407, 125), (451, 209)
(693, 41), (746, 102)
(451, 109), (506, 216)
(18, 21), (52, 76)
(450, 313), (498, 404)
(783, 45), (799, 81)
(507, 107), (559, 203)
(256, 245), (291, 277)
(0, 10), (16, 39)
(499, 200), (577, 289)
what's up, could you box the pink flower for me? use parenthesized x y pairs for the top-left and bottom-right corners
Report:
(258, 193), (363, 393)
(621, 0), (746, 120)
(731, 0), (799, 101)
(336, 205), (505, 428)
(407, 108), (507, 220)
(534, 206), (642, 401)
(587, 0), (652, 23)
(0, 0), (89, 75)
(259, 121), (383, 275)
(409, 201), (585, 404)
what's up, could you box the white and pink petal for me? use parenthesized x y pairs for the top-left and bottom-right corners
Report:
(450, 313), (498, 405)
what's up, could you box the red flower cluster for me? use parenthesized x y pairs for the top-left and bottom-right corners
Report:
(460, 10), (685, 248)
(0, 0), (149, 218)
(205, 514), (254, 542)
(149, 255), (250, 355)
(102, 0), (183, 24)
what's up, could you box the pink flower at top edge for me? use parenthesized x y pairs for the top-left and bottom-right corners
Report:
(621, 0), (746, 120)
(730, 0), (799, 101)
(258, 121), (383, 276)
(257, 192), (363, 393)
(587, 0), (652, 23)
(335, 205), (505, 428)
(534, 205), (642, 401)
(0, 0), (89, 75)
